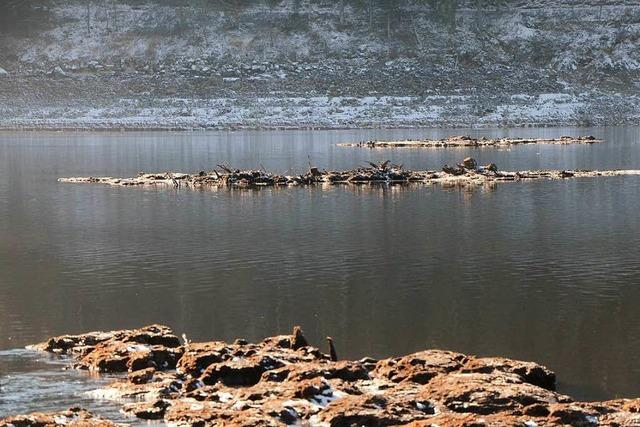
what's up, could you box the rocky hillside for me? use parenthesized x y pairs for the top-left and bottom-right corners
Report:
(0, 0), (639, 129)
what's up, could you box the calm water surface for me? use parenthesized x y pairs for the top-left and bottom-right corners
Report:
(1, 127), (640, 418)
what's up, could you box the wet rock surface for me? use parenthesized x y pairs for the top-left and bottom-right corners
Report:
(28, 324), (183, 373)
(339, 135), (603, 148)
(0, 407), (121, 427)
(58, 158), (640, 190)
(4, 324), (640, 426)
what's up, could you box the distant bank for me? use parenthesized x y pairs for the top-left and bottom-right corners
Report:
(1, 1), (639, 130)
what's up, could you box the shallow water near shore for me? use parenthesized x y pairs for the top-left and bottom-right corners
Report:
(1, 127), (640, 417)
(0, 349), (127, 421)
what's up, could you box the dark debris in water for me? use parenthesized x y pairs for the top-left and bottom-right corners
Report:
(339, 135), (603, 148)
(58, 158), (640, 189)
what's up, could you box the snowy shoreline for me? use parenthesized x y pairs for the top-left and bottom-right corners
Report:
(1, 92), (637, 131)
(0, 124), (595, 132)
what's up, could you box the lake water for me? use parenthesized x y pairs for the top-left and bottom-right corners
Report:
(1, 127), (640, 418)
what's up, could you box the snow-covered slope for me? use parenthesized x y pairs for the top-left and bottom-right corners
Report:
(0, 0), (638, 129)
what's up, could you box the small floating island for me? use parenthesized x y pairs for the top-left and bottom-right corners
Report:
(3, 324), (640, 426)
(338, 135), (603, 149)
(58, 158), (640, 189)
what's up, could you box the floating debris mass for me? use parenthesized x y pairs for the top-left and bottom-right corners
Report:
(338, 135), (603, 149)
(58, 158), (640, 190)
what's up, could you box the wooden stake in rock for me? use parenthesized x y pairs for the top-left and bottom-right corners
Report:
(291, 326), (308, 350)
(326, 337), (338, 362)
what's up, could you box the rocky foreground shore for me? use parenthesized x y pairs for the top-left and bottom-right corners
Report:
(58, 158), (640, 190)
(2, 325), (640, 426)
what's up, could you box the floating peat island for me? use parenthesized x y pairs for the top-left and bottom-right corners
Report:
(3, 324), (640, 426)
(58, 158), (640, 189)
(338, 135), (603, 149)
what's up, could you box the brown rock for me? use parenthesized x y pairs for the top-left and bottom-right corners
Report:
(462, 357), (556, 390)
(176, 341), (227, 377)
(316, 393), (435, 426)
(30, 332), (113, 356)
(408, 412), (548, 426)
(163, 400), (286, 427)
(422, 372), (571, 415)
(75, 341), (183, 373)
(292, 378), (331, 399)
(122, 399), (170, 420)
(544, 401), (640, 426)
(33, 325), (183, 373)
(32, 325), (179, 353)
(200, 355), (284, 386)
(263, 361), (370, 384)
(127, 367), (156, 384)
(0, 408), (121, 427)
(373, 350), (468, 384)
